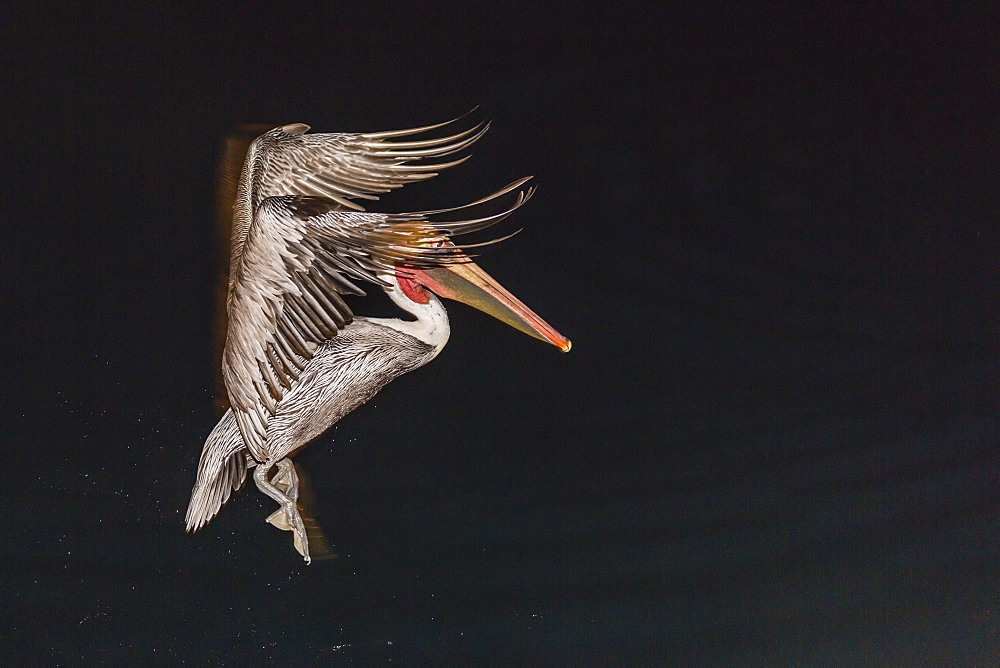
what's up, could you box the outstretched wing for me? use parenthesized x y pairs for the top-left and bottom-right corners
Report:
(185, 409), (250, 532)
(253, 116), (488, 211)
(225, 179), (535, 462)
(228, 114), (490, 295)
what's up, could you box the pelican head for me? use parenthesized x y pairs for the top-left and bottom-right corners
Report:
(393, 240), (571, 352)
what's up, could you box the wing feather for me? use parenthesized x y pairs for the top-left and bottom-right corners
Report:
(255, 117), (489, 209)
(228, 114), (490, 291)
(185, 409), (251, 532)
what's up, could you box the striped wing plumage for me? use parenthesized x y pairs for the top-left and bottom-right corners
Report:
(225, 118), (532, 461)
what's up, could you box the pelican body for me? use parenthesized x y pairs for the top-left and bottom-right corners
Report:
(185, 117), (569, 562)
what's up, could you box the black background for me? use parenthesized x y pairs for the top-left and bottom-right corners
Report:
(4, 3), (999, 663)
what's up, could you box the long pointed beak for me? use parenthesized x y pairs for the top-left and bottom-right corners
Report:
(402, 247), (571, 352)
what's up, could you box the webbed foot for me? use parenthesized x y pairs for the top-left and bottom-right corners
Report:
(254, 460), (311, 564)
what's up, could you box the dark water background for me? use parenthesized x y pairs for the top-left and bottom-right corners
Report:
(4, 4), (998, 663)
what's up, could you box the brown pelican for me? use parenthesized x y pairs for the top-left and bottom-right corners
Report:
(185, 118), (570, 562)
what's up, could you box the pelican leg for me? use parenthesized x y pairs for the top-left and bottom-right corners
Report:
(253, 461), (311, 564)
(264, 459), (305, 549)
(270, 458), (300, 501)
(263, 459), (298, 529)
